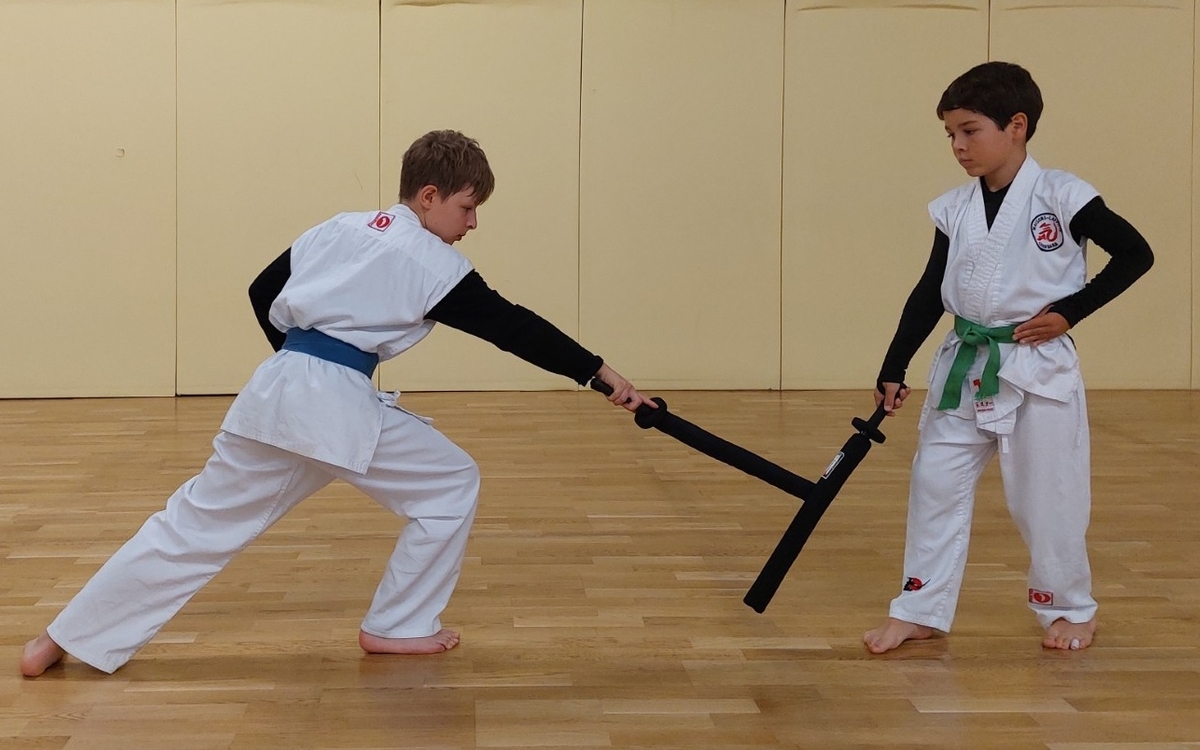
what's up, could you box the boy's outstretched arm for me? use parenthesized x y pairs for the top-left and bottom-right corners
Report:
(426, 271), (654, 412)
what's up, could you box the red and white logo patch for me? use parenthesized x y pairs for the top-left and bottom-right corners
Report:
(1031, 213), (1064, 251)
(368, 212), (395, 232)
(1028, 588), (1054, 606)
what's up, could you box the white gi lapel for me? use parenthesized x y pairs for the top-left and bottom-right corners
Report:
(955, 183), (988, 323)
(958, 156), (1040, 325)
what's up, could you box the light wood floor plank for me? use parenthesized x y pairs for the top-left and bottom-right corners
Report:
(2, 390), (1198, 748)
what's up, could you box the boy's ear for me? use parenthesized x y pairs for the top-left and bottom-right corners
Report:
(1008, 112), (1028, 138)
(417, 184), (440, 206)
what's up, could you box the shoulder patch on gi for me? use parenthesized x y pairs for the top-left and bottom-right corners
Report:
(1031, 212), (1064, 251)
(368, 212), (395, 232)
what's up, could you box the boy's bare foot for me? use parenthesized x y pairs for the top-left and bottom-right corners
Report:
(863, 617), (935, 654)
(20, 633), (66, 677)
(358, 628), (459, 655)
(1043, 617), (1096, 651)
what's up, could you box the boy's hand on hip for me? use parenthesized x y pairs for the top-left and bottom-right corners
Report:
(1014, 307), (1069, 345)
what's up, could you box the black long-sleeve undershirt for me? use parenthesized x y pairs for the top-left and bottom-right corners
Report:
(424, 271), (602, 384)
(247, 250), (603, 385)
(248, 249), (291, 353)
(877, 191), (1154, 387)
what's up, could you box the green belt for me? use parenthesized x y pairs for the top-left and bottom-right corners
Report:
(937, 316), (1017, 411)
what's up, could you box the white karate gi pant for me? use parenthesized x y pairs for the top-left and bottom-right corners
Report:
(46, 405), (479, 674)
(888, 387), (1097, 633)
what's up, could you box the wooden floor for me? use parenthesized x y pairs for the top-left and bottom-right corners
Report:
(2, 390), (1198, 749)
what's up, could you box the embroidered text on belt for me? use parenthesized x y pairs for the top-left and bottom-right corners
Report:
(937, 316), (1016, 410)
(281, 328), (379, 378)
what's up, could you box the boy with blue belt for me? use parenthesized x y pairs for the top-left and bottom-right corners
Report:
(22, 130), (652, 676)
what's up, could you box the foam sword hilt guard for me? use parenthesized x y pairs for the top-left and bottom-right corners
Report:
(634, 397), (669, 429)
(851, 403), (889, 445)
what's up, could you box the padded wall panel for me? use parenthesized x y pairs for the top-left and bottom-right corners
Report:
(379, 0), (584, 392)
(782, 0), (988, 390)
(0, 0), (176, 397)
(579, 0), (784, 390)
(176, 0), (379, 394)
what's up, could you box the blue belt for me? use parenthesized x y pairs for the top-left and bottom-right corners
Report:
(281, 328), (378, 378)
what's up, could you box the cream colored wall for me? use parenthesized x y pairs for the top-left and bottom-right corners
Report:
(578, 0), (784, 390)
(176, 0), (379, 394)
(378, 0), (584, 392)
(0, 0), (176, 397)
(991, 0), (1192, 389)
(1, 1), (1194, 397)
(782, 0), (988, 391)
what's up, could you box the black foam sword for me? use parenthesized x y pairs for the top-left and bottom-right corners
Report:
(590, 379), (887, 612)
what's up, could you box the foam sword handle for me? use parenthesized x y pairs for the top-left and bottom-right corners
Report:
(742, 402), (888, 613)
(589, 378), (815, 500)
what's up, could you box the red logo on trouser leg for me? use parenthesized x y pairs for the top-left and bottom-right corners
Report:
(1029, 589), (1054, 605)
(904, 577), (925, 592)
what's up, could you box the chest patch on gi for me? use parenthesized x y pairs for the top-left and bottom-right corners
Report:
(368, 212), (395, 232)
(1031, 212), (1064, 251)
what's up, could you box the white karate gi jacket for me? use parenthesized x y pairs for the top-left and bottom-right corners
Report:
(221, 205), (472, 473)
(924, 156), (1099, 433)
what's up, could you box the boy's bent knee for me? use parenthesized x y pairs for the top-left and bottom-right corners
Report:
(447, 456), (480, 496)
(452, 461), (480, 512)
(461, 459), (480, 488)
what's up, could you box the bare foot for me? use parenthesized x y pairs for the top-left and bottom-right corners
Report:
(1043, 617), (1096, 651)
(20, 633), (66, 677)
(359, 628), (459, 655)
(863, 617), (936, 654)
